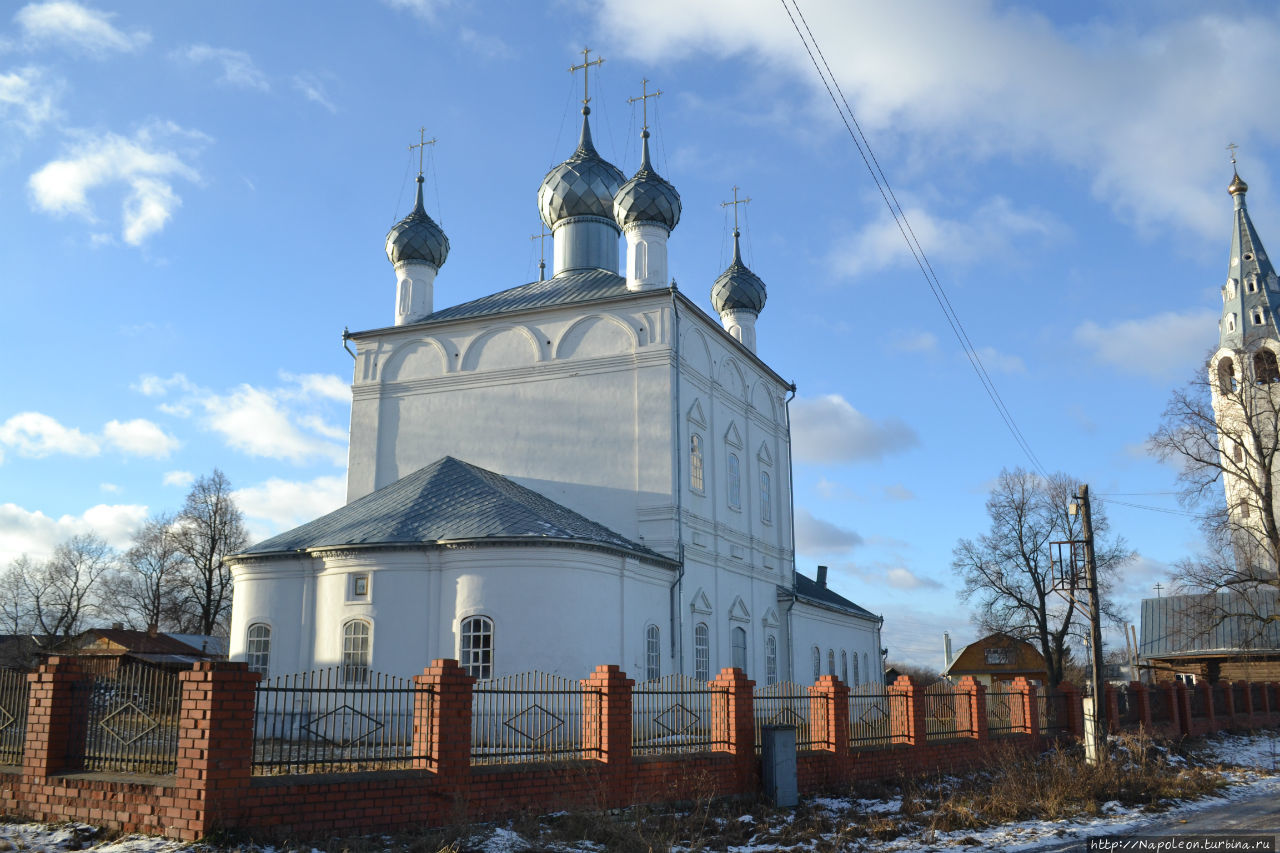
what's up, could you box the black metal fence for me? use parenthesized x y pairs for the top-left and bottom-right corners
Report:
(848, 683), (898, 749)
(985, 686), (1022, 736)
(924, 681), (971, 741)
(1037, 686), (1071, 737)
(753, 682), (815, 753)
(0, 669), (28, 765)
(1212, 683), (1229, 717)
(472, 671), (597, 765)
(253, 668), (432, 775)
(1148, 685), (1170, 723)
(1189, 684), (1206, 718)
(73, 665), (179, 775)
(632, 674), (725, 756)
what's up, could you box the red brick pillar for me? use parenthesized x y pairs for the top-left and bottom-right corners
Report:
(955, 677), (987, 741)
(1103, 684), (1121, 734)
(1175, 681), (1192, 735)
(1058, 681), (1084, 739)
(1199, 682), (1215, 729)
(1011, 677), (1040, 746)
(582, 665), (633, 765)
(888, 675), (925, 747)
(809, 675), (849, 756)
(1130, 682), (1151, 730)
(23, 656), (89, 777)
(1262, 682), (1274, 719)
(711, 667), (755, 792)
(1158, 681), (1179, 730)
(1239, 680), (1255, 722)
(174, 661), (259, 840)
(1222, 682), (1237, 726)
(419, 659), (474, 795)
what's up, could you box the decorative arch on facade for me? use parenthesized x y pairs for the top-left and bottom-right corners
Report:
(761, 607), (781, 628)
(689, 587), (713, 615)
(460, 324), (543, 372)
(381, 337), (450, 383)
(681, 327), (713, 376)
(717, 358), (749, 400)
(728, 595), (751, 623)
(724, 420), (743, 448)
(751, 380), (777, 421)
(686, 398), (707, 428)
(554, 313), (638, 360)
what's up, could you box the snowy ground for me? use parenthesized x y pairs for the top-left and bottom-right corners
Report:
(1, 732), (1276, 853)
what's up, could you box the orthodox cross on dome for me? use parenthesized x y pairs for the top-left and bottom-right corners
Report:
(530, 227), (551, 281)
(627, 78), (662, 132)
(720, 185), (751, 233)
(409, 127), (437, 178)
(569, 47), (605, 109)
(1153, 583), (1163, 598)
(1227, 142), (1240, 169)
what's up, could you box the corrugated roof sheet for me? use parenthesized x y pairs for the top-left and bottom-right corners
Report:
(238, 456), (674, 564)
(790, 572), (880, 621)
(419, 269), (629, 324)
(1140, 590), (1280, 658)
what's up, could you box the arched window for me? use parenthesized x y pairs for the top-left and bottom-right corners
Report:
(765, 635), (778, 685)
(863, 653), (871, 684)
(694, 622), (710, 681)
(760, 470), (772, 523)
(1256, 349), (1280, 384)
(460, 615), (493, 679)
(342, 620), (370, 684)
(727, 453), (741, 509)
(645, 624), (661, 681)
(1239, 498), (1252, 520)
(840, 650), (848, 685)
(1234, 442), (1245, 463)
(1219, 357), (1237, 394)
(246, 623), (270, 676)
(827, 649), (835, 676)
(634, 240), (648, 280)
(731, 626), (748, 671)
(852, 652), (860, 685)
(689, 434), (704, 492)
(812, 646), (821, 680)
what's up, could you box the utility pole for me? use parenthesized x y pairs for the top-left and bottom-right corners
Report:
(1078, 484), (1108, 763)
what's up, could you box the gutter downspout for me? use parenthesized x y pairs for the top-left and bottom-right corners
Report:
(783, 382), (798, 682)
(669, 286), (685, 675)
(342, 327), (356, 360)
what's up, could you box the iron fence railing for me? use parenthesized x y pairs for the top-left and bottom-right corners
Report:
(1233, 683), (1248, 714)
(753, 682), (814, 753)
(472, 671), (596, 765)
(1114, 686), (1141, 725)
(0, 669), (28, 765)
(73, 665), (179, 775)
(1037, 686), (1071, 737)
(848, 684), (897, 749)
(924, 681), (969, 741)
(1189, 684), (1206, 718)
(252, 668), (431, 775)
(985, 687), (1022, 736)
(1148, 685), (1170, 723)
(632, 675), (725, 756)
(1212, 683), (1229, 717)
(1250, 683), (1264, 714)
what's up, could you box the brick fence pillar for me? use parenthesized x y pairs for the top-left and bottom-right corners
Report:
(582, 664), (633, 766)
(174, 661), (259, 840)
(1238, 680), (1255, 723)
(809, 675), (849, 756)
(1222, 682), (1237, 727)
(1157, 681), (1179, 731)
(1130, 681), (1151, 730)
(1010, 677), (1040, 747)
(1175, 681), (1192, 735)
(1199, 682), (1216, 730)
(955, 677), (986, 741)
(419, 658), (474, 805)
(712, 667), (755, 793)
(1103, 684), (1121, 734)
(23, 656), (89, 778)
(1058, 681), (1084, 739)
(889, 675), (926, 747)
(1262, 682), (1274, 719)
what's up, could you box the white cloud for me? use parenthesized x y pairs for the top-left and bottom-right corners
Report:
(15, 2), (149, 56)
(794, 507), (863, 555)
(234, 475), (346, 541)
(1074, 309), (1218, 382)
(593, 0), (1280, 238)
(98, 482), (119, 493)
(133, 373), (195, 397)
(291, 73), (335, 113)
(199, 384), (347, 466)
(458, 27), (510, 59)
(894, 331), (938, 354)
(814, 476), (859, 501)
(174, 44), (269, 91)
(973, 345), (1026, 375)
(382, 0), (451, 21)
(883, 484), (915, 501)
(0, 412), (97, 457)
(0, 65), (60, 134)
(28, 122), (204, 245)
(0, 501), (146, 565)
(281, 372), (349, 402)
(885, 567), (942, 591)
(102, 418), (179, 458)
(162, 470), (194, 488)
(791, 393), (919, 463)
(829, 196), (1055, 278)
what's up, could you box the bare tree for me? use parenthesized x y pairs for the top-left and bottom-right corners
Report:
(105, 514), (186, 631)
(951, 468), (1131, 688)
(18, 533), (113, 642)
(174, 470), (248, 636)
(0, 556), (36, 634)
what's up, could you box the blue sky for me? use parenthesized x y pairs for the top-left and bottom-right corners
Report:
(3, 0), (1279, 668)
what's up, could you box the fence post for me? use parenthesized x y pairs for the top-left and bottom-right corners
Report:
(1158, 681), (1179, 731)
(809, 675), (849, 756)
(1174, 681), (1192, 735)
(1222, 682), (1237, 727)
(173, 661), (259, 840)
(712, 667), (755, 791)
(1199, 682), (1215, 730)
(22, 656), (88, 778)
(1058, 681), (1084, 739)
(1130, 681), (1151, 730)
(955, 677), (986, 741)
(1103, 684), (1120, 734)
(582, 664), (633, 766)
(1238, 680), (1254, 722)
(888, 675), (925, 747)
(420, 658), (474, 802)
(1011, 677), (1040, 746)
(1263, 682), (1274, 718)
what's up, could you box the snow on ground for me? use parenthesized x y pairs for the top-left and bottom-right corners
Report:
(0, 731), (1276, 853)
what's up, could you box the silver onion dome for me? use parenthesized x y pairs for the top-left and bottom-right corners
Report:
(614, 131), (681, 231)
(386, 176), (450, 268)
(711, 230), (767, 314)
(538, 109), (626, 228)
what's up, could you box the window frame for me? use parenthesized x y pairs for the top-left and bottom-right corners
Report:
(765, 634), (778, 685)
(246, 623), (271, 676)
(694, 622), (710, 681)
(727, 452), (741, 510)
(759, 469), (772, 523)
(341, 619), (371, 685)
(731, 625), (748, 672)
(460, 615), (494, 680)
(841, 650), (848, 685)
(689, 433), (705, 493)
(645, 624), (661, 681)
(812, 646), (821, 680)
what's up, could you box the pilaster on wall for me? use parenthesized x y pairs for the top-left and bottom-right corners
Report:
(176, 661), (260, 837)
(809, 676), (849, 756)
(889, 676), (925, 747)
(23, 656), (88, 777)
(955, 677), (987, 741)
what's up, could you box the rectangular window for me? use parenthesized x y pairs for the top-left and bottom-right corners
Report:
(645, 625), (661, 681)
(984, 648), (1012, 665)
(690, 434), (704, 492)
(760, 470), (772, 523)
(694, 623), (710, 681)
(352, 574), (368, 597)
(342, 621), (370, 684)
(727, 453), (741, 509)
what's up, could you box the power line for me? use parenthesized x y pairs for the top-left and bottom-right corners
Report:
(1092, 496), (1207, 519)
(779, 0), (1048, 478)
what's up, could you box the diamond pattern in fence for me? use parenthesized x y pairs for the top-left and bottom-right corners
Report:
(632, 674), (723, 756)
(472, 671), (595, 765)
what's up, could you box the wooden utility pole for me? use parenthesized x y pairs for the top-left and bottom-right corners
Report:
(1078, 483), (1108, 763)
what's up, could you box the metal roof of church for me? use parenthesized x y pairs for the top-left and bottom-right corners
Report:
(417, 268), (629, 324)
(237, 456), (676, 565)
(789, 571), (880, 622)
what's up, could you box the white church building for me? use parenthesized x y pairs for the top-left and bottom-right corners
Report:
(227, 80), (884, 687)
